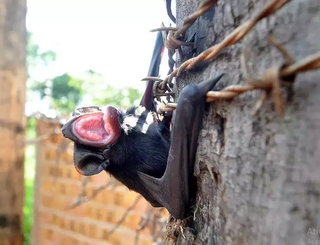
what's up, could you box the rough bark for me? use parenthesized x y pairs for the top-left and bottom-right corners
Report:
(172, 0), (320, 244)
(0, 0), (27, 244)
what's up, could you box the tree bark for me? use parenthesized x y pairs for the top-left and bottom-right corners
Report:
(172, 0), (320, 244)
(0, 0), (27, 244)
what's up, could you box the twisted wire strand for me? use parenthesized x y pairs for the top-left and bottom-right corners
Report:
(151, 0), (217, 51)
(160, 0), (291, 87)
(159, 47), (320, 116)
(174, 0), (218, 38)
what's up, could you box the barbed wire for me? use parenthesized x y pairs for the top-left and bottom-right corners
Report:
(148, 0), (292, 93)
(151, 0), (218, 51)
(174, 0), (217, 39)
(159, 37), (320, 117)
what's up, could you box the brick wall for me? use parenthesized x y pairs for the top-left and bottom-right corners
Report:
(32, 119), (168, 245)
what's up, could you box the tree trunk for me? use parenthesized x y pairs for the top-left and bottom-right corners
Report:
(173, 0), (320, 244)
(0, 0), (27, 244)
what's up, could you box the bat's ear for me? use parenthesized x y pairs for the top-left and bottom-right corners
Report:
(73, 143), (109, 176)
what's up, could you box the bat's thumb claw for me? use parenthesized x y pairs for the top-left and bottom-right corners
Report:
(198, 72), (224, 93)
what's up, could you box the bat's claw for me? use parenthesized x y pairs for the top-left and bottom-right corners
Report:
(197, 73), (224, 94)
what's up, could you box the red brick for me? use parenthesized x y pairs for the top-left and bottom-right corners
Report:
(67, 204), (86, 217)
(61, 151), (73, 163)
(113, 192), (125, 206)
(65, 183), (77, 197)
(77, 222), (87, 236)
(99, 189), (114, 205)
(133, 198), (150, 214)
(86, 223), (98, 239)
(40, 211), (53, 225)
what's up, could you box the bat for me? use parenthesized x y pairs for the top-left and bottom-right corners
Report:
(61, 73), (223, 219)
(61, 29), (223, 218)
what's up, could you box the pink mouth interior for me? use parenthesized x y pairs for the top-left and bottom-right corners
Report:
(75, 114), (109, 142)
(71, 106), (120, 147)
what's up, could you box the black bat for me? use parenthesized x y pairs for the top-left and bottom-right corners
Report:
(61, 73), (223, 219)
(61, 29), (223, 218)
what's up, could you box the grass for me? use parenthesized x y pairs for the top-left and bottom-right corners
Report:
(23, 118), (36, 245)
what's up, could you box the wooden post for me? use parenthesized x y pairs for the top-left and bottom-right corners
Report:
(173, 0), (320, 244)
(0, 0), (27, 244)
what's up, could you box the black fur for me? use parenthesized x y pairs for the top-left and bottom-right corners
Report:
(72, 106), (171, 207)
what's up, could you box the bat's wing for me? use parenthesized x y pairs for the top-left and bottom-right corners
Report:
(140, 31), (164, 112)
(138, 73), (224, 219)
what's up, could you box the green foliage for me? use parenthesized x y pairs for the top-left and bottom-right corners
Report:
(23, 117), (37, 245)
(93, 86), (142, 109)
(31, 73), (84, 114)
(23, 146), (35, 245)
(51, 74), (83, 112)
(27, 32), (56, 74)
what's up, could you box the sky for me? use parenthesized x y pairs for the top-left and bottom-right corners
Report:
(26, 0), (175, 91)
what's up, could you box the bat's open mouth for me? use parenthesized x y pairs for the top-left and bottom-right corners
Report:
(74, 113), (111, 142)
(62, 106), (121, 147)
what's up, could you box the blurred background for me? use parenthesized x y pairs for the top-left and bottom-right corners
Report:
(24, 0), (175, 244)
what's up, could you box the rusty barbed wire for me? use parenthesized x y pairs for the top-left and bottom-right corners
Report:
(206, 46), (320, 117)
(174, 0), (217, 39)
(159, 38), (320, 117)
(151, 0), (218, 51)
(153, 0), (292, 91)
(158, 103), (177, 113)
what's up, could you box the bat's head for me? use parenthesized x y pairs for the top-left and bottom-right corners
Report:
(61, 106), (121, 176)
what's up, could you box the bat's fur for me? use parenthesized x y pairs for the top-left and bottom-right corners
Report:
(107, 107), (170, 205)
(73, 106), (171, 207)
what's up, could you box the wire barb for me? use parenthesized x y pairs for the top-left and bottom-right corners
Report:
(159, 38), (320, 116)
(151, 0), (217, 51)
(160, 0), (291, 88)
